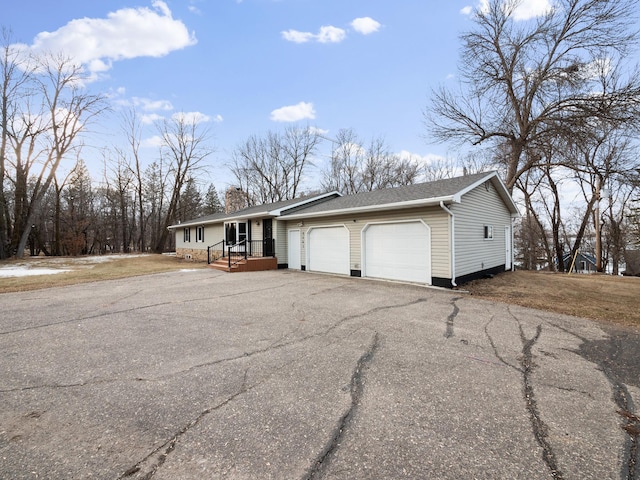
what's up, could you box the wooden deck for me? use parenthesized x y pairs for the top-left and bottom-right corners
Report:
(208, 257), (278, 273)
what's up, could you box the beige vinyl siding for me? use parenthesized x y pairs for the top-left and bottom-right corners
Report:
(275, 219), (287, 262)
(205, 224), (225, 247)
(174, 222), (224, 259)
(250, 219), (263, 243)
(175, 223), (224, 250)
(451, 180), (513, 277)
(286, 206), (451, 279)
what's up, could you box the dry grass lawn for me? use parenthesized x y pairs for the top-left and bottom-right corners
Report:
(463, 270), (640, 327)
(1, 255), (638, 328)
(0, 254), (205, 293)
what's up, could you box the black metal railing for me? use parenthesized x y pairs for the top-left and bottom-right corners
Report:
(208, 238), (276, 268)
(207, 240), (225, 264)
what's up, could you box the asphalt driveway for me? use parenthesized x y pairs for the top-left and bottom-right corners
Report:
(0, 269), (638, 479)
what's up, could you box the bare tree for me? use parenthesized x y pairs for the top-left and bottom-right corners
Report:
(230, 126), (320, 204)
(425, 0), (640, 192)
(321, 129), (421, 194)
(121, 108), (147, 252)
(5, 53), (106, 257)
(152, 113), (213, 252)
(0, 29), (33, 259)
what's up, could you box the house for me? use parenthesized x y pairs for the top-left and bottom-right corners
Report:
(562, 252), (597, 274)
(169, 171), (519, 287)
(624, 250), (640, 276)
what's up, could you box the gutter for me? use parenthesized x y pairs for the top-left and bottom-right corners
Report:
(281, 195), (456, 220)
(440, 201), (457, 287)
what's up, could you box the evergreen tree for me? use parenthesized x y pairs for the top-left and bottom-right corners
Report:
(202, 184), (223, 215)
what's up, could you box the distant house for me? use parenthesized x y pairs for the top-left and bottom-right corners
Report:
(624, 250), (640, 276)
(562, 252), (597, 274)
(169, 171), (519, 287)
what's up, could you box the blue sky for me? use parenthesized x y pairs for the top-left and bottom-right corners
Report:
(3, 0), (557, 193)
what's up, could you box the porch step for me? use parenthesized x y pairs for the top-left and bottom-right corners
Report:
(208, 257), (277, 273)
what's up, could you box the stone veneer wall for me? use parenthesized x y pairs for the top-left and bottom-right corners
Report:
(176, 247), (221, 262)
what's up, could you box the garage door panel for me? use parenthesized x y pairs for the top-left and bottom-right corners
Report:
(364, 222), (430, 284)
(308, 227), (350, 275)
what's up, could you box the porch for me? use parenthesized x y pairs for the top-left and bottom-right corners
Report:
(207, 239), (277, 273)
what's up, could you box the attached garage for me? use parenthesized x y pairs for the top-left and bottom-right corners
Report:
(363, 221), (431, 284)
(307, 226), (350, 275)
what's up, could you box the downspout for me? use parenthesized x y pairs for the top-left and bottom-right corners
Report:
(440, 201), (456, 287)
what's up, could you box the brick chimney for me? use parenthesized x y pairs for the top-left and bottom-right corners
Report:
(225, 187), (247, 214)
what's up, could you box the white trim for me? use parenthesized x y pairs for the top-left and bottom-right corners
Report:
(282, 195), (457, 221)
(439, 201), (456, 287)
(456, 172), (518, 215)
(268, 191), (341, 215)
(505, 225), (513, 271)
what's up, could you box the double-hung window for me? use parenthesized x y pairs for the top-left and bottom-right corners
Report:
(183, 227), (191, 242)
(196, 226), (205, 243)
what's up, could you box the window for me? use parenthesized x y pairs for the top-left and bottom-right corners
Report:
(484, 225), (493, 240)
(196, 226), (205, 243)
(238, 222), (247, 243)
(183, 227), (191, 242)
(225, 223), (236, 245)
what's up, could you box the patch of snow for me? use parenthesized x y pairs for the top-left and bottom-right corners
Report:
(0, 254), (148, 278)
(0, 267), (71, 278)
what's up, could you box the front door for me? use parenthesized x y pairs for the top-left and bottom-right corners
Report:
(263, 218), (274, 256)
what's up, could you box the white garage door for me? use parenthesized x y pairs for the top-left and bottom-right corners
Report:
(308, 226), (350, 275)
(364, 222), (431, 284)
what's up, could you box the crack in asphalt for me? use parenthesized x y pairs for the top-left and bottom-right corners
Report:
(0, 299), (423, 393)
(550, 322), (640, 480)
(119, 370), (253, 480)
(517, 320), (564, 479)
(484, 315), (521, 372)
(0, 302), (177, 335)
(0, 282), (304, 336)
(303, 332), (380, 480)
(444, 297), (461, 338)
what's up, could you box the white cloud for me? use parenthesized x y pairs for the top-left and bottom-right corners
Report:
(398, 150), (444, 165)
(461, 0), (552, 20)
(132, 97), (174, 112)
(141, 113), (164, 125)
(270, 102), (316, 122)
(142, 135), (165, 148)
(213, 114), (224, 123)
(282, 26), (346, 44)
(282, 17), (380, 44)
(16, 1), (197, 79)
(308, 126), (329, 136)
(317, 26), (347, 44)
(172, 111), (211, 124)
(512, 0), (553, 20)
(351, 17), (381, 35)
(281, 29), (316, 44)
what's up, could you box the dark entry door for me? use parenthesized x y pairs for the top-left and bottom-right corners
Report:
(263, 219), (274, 256)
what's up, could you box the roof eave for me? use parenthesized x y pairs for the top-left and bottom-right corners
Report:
(268, 191), (342, 216)
(281, 195), (458, 220)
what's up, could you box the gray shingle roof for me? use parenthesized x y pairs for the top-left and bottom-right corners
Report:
(280, 171), (498, 217)
(171, 171), (515, 228)
(169, 192), (340, 228)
